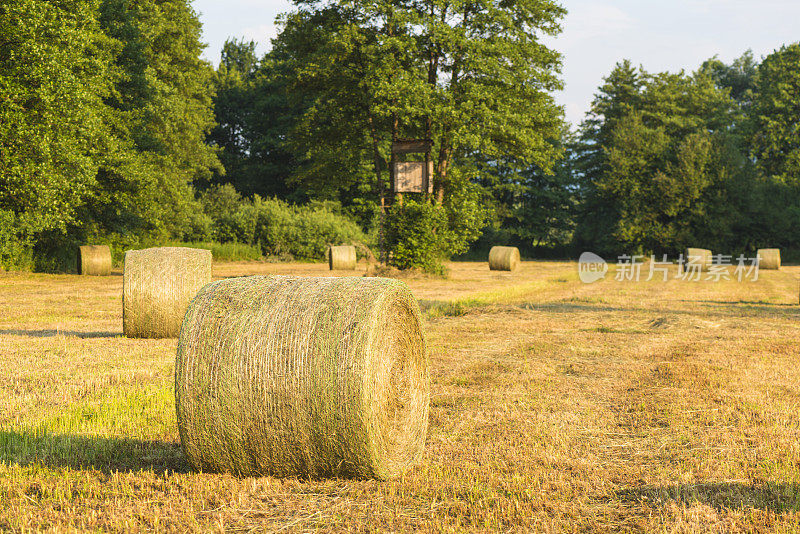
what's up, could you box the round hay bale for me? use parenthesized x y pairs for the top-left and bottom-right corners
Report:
(328, 245), (357, 270)
(757, 248), (781, 270)
(488, 246), (520, 271)
(684, 248), (712, 271)
(77, 245), (112, 276)
(123, 247), (212, 339)
(175, 275), (429, 480)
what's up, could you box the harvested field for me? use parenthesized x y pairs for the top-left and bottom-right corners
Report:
(1, 260), (800, 531)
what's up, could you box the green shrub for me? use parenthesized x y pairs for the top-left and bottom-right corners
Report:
(181, 211), (214, 242)
(383, 182), (489, 274)
(259, 200), (367, 260)
(200, 187), (370, 261)
(0, 210), (32, 270)
(200, 183), (244, 221)
(384, 200), (450, 274)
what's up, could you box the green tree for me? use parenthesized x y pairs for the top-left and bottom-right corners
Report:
(574, 60), (645, 252)
(575, 67), (743, 255)
(97, 0), (221, 238)
(0, 0), (114, 257)
(273, 0), (566, 267)
(601, 113), (712, 253)
(513, 130), (579, 248)
(0, 0), (229, 270)
(751, 43), (800, 182)
(207, 39), (307, 201)
(701, 50), (758, 105)
(207, 39), (260, 192)
(473, 126), (578, 251)
(275, 6), (386, 204)
(744, 43), (800, 253)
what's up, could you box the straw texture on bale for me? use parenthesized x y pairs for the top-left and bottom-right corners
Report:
(684, 248), (713, 271)
(328, 245), (357, 270)
(77, 245), (112, 276)
(175, 275), (429, 480)
(757, 248), (781, 270)
(488, 246), (520, 271)
(123, 247), (212, 339)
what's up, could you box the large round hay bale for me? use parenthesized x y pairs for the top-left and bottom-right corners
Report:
(123, 247), (212, 339)
(757, 248), (781, 270)
(77, 245), (112, 276)
(175, 275), (429, 480)
(488, 246), (520, 271)
(328, 245), (357, 270)
(684, 248), (712, 271)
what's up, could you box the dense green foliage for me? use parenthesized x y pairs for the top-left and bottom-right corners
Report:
(95, 0), (221, 237)
(0, 0), (114, 266)
(576, 65), (740, 254)
(384, 200), (450, 273)
(197, 185), (368, 261)
(206, 39), (304, 201)
(384, 178), (488, 273)
(0, 0), (221, 271)
(751, 44), (800, 181)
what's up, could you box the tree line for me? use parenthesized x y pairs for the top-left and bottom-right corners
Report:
(2, 0), (799, 271)
(574, 49), (800, 259)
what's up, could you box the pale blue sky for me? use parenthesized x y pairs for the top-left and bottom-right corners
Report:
(192, 0), (800, 126)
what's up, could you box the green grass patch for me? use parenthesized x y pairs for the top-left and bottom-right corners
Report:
(1, 385), (179, 472)
(421, 299), (482, 318)
(168, 241), (262, 262)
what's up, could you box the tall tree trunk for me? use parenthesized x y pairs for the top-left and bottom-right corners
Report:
(367, 114), (385, 195)
(432, 4), (465, 205)
(426, 0), (446, 203)
(435, 143), (449, 204)
(367, 114), (386, 263)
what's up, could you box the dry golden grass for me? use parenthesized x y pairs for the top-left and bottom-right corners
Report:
(2, 261), (800, 532)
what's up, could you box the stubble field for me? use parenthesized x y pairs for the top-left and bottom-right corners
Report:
(2, 260), (800, 532)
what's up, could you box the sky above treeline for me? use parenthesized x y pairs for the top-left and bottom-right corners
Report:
(192, 0), (800, 126)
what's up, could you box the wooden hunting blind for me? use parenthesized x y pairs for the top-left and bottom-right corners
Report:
(391, 139), (433, 195)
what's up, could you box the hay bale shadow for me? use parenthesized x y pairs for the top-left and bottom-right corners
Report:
(0, 429), (188, 475)
(617, 482), (800, 513)
(690, 301), (800, 319)
(523, 302), (626, 313)
(0, 329), (120, 338)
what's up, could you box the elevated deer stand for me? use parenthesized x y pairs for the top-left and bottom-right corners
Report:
(379, 139), (434, 264)
(391, 139), (434, 198)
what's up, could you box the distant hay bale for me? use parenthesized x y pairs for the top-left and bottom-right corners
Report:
(175, 275), (429, 480)
(488, 246), (520, 271)
(123, 247), (212, 339)
(757, 248), (781, 270)
(77, 245), (112, 276)
(684, 248), (713, 271)
(328, 245), (357, 270)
